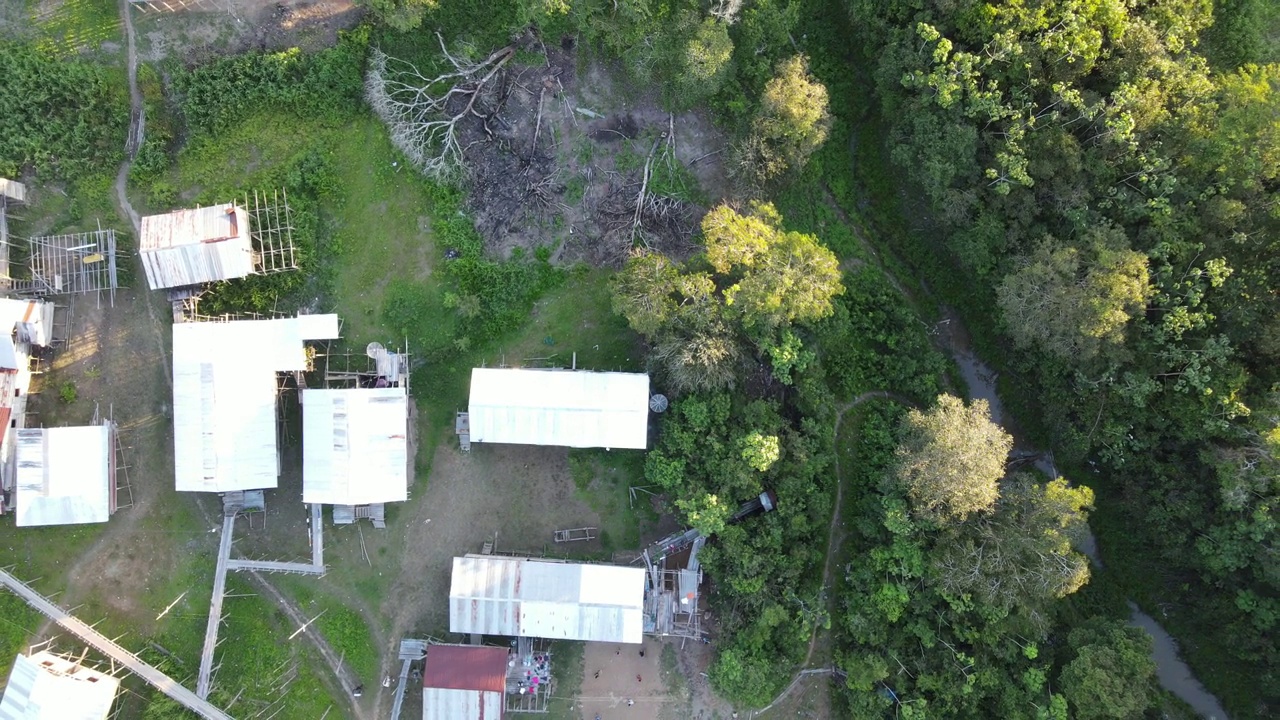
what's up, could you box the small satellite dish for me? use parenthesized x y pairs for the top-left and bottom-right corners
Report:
(649, 394), (669, 413)
(366, 342), (386, 358)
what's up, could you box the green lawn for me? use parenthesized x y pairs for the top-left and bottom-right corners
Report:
(494, 268), (641, 373)
(567, 448), (650, 554)
(326, 118), (442, 347)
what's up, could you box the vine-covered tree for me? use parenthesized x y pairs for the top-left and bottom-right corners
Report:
(996, 228), (1152, 362)
(933, 475), (1094, 619)
(737, 55), (831, 189)
(894, 394), (1012, 524)
(1059, 618), (1157, 720)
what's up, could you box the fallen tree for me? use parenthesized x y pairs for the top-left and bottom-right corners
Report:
(365, 34), (517, 181)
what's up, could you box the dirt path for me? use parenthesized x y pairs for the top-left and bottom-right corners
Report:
(751, 668), (836, 719)
(104, 6), (366, 715)
(366, 441), (607, 718)
(803, 390), (910, 667)
(29, 0), (162, 642)
(245, 571), (366, 719)
(115, 0), (143, 232)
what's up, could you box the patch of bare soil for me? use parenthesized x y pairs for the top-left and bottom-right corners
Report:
(134, 0), (362, 63)
(27, 286), (196, 628)
(677, 632), (738, 720)
(367, 441), (608, 716)
(376, 33), (729, 267)
(578, 639), (688, 720)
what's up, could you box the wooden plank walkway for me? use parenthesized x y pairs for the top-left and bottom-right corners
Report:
(388, 657), (412, 720)
(0, 569), (234, 720)
(225, 559), (325, 575)
(390, 639), (426, 720)
(197, 515), (235, 698)
(311, 502), (323, 567)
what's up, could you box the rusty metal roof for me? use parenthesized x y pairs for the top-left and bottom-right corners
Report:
(422, 645), (508, 692)
(139, 205), (254, 289)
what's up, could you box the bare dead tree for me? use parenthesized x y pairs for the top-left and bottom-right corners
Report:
(709, 0), (744, 23)
(365, 34), (517, 181)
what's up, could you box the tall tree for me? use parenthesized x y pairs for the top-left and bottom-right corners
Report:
(1059, 618), (1157, 720)
(895, 394), (1013, 524)
(737, 55), (831, 189)
(933, 475), (1094, 619)
(997, 228), (1152, 362)
(674, 17), (735, 107)
(702, 202), (843, 332)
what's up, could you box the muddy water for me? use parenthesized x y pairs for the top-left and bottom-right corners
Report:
(930, 307), (1229, 719)
(1128, 604), (1230, 719)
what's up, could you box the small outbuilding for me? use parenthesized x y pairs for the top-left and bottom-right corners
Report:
(171, 314), (340, 493)
(421, 645), (509, 720)
(139, 205), (253, 290)
(464, 368), (649, 449)
(302, 385), (408, 524)
(14, 423), (116, 527)
(0, 651), (120, 720)
(449, 555), (646, 644)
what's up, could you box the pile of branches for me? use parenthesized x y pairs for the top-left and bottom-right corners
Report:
(590, 132), (697, 265)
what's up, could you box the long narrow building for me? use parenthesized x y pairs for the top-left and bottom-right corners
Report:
(465, 368), (649, 449)
(171, 314), (340, 492)
(449, 555), (646, 644)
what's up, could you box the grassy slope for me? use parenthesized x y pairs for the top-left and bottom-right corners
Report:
(326, 119), (441, 348)
(26, 0), (122, 54)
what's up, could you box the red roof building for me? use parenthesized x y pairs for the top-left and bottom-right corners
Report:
(422, 645), (509, 720)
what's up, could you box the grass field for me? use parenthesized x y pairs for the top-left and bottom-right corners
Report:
(27, 0), (122, 54)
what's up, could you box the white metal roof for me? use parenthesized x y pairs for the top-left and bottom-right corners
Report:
(0, 652), (119, 720)
(138, 205), (254, 289)
(302, 386), (408, 505)
(0, 299), (53, 347)
(172, 315), (341, 493)
(449, 555), (645, 643)
(0, 179), (25, 203)
(422, 688), (502, 720)
(15, 425), (113, 527)
(467, 368), (649, 449)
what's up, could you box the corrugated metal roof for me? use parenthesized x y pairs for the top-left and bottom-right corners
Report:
(172, 315), (341, 493)
(0, 179), (25, 203)
(0, 335), (17, 371)
(15, 425), (113, 527)
(302, 387), (408, 505)
(0, 652), (119, 720)
(138, 205), (254, 289)
(0, 299), (52, 347)
(449, 556), (645, 643)
(467, 368), (649, 449)
(423, 646), (508, 692)
(422, 688), (503, 720)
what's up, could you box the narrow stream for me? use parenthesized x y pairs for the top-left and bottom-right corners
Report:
(932, 309), (1229, 720)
